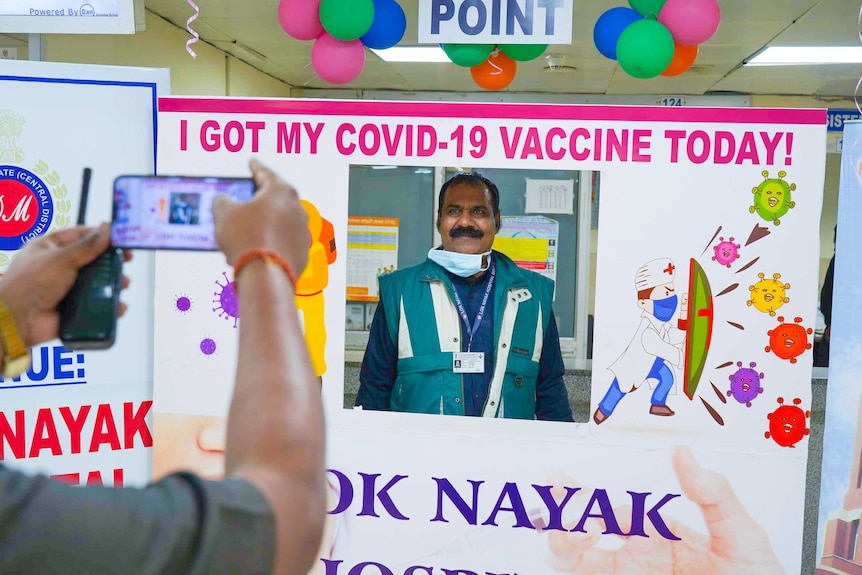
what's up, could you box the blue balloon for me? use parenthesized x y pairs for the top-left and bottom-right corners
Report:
(593, 7), (642, 60)
(360, 0), (406, 50)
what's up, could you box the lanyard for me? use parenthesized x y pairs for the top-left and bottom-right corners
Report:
(449, 263), (496, 352)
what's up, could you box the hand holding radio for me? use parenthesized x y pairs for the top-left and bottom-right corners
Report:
(212, 158), (310, 276)
(0, 224), (130, 347)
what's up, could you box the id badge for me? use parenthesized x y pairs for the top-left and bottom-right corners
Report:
(453, 352), (484, 373)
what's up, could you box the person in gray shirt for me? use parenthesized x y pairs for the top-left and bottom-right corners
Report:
(0, 159), (325, 575)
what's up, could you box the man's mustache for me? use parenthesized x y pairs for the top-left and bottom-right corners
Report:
(450, 227), (484, 238)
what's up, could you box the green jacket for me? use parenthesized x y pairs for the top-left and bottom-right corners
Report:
(377, 251), (555, 418)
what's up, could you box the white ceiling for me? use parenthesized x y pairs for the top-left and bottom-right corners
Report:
(9, 0), (862, 98)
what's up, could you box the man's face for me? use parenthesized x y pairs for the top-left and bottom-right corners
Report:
(638, 282), (676, 314)
(437, 182), (500, 254)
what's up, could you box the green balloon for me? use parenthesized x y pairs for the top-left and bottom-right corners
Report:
(499, 44), (547, 62)
(616, 19), (674, 79)
(628, 0), (666, 17)
(441, 43), (495, 67)
(320, 0), (374, 41)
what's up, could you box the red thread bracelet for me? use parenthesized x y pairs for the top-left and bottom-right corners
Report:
(233, 248), (298, 288)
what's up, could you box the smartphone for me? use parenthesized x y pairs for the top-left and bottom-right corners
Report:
(58, 168), (124, 350)
(111, 175), (256, 250)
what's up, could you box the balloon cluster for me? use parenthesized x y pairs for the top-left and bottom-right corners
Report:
(441, 43), (547, 91)
(593, 0), (720, 79)
(278, 0), (406, 84)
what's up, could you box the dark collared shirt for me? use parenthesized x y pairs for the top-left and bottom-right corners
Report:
(0, 466), (274, 575)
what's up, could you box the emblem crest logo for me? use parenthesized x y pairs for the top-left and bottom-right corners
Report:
(0, 110), (71, 270)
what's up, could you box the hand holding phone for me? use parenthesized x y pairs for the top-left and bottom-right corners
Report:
(58, 168), (124, 350)
(209, 160), (309, 272)
(111, 175), (256, 250)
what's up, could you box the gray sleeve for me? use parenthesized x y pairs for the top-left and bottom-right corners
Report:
(0, 466), (274, 575)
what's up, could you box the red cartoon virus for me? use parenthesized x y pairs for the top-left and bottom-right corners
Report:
(765, 397), (810, 448)
(765, 316), (812, 364)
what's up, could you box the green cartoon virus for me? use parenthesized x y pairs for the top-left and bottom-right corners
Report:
(750, 170), (796, 225)
(747, 272), (790, 317)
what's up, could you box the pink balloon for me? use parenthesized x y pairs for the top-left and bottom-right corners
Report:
(278, 0), (324, 41)
(658, 0), (720, 46)
(311, 34), (366, 84)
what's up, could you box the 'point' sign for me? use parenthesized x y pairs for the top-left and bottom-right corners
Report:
(418, 0), (573, 44)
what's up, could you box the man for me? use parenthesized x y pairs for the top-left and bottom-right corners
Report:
(0, 159), (325, 575)
(815, 225), (836, 367)
(169, 194), (195, 224)
(593, 258), (686, 425)
(356, 171), (573, 421)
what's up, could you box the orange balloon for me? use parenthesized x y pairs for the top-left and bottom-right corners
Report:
(470, 50), (517, 91)
(662, 42), (699, 77)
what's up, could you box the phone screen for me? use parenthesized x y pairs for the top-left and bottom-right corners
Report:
(111, 176), (255, 250)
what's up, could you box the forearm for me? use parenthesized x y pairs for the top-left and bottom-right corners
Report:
(225, 261), (326, 575)
(356, 360), (395, 410)
(356, 303), (396, 410)
(535, 374), (574, 420)
(535, 317), (573, 422)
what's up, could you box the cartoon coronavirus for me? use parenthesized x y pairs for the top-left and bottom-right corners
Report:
(765, 397), (810, 448)
(750, 170), (796, 225)
(712, 236), (741, 268)
(766, 316), (813, 364)
(200, 337), (217, 356)
(727, 361), (764, 407)
(174, 294), (192, 314)
(213, 271), (239, 328)
(747, 272), (790, 316)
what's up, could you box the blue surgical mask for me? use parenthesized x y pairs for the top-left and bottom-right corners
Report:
(428, 248), (491, 278)
(653, 295), (678, 322)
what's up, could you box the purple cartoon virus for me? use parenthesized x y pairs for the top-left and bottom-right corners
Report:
(727, 361), (764, 407)
(200, 337), (217, 356)
(213, 271), (239, 328)
(174, 294), (192, 314)
(712, 236), (741, 268)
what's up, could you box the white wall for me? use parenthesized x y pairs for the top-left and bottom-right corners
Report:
(9, 11), (293, 97)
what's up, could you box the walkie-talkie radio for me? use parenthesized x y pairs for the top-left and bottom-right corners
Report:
(58, 168), (124, 350)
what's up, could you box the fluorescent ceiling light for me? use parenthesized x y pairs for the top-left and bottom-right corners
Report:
(371, 165), (398, 170)
(234, 41), (267, 61)
(371, 46), (449, 63)
(745, 46), (862, 66)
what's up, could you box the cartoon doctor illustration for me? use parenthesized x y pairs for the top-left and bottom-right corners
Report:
(593, 258), (688, 425)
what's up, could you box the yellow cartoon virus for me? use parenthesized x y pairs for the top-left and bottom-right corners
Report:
(747, 272), (790, 316)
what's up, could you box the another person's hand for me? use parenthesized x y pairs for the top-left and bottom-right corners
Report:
(213, 159), (310, 276)
(152, 413), (227, 481)
(548, 446), (786, 575)
(0, 224), (131, 346)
